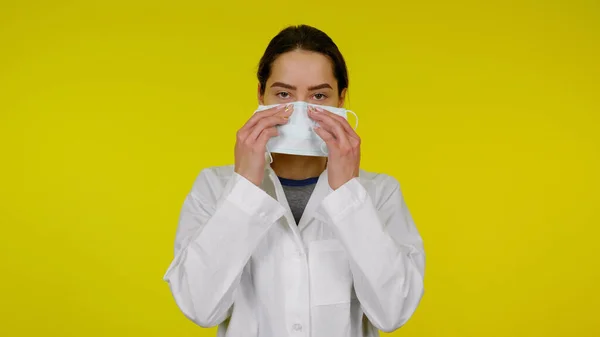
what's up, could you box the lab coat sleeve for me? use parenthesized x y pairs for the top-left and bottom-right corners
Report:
(163, 168), (286, 328)
(316, 175), (425, 332)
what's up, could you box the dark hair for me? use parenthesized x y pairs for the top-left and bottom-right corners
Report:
(257, 25), (348, 97)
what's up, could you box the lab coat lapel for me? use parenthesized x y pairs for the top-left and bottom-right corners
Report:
(297, 168), (331, 230)
(263, 164), (307, 252)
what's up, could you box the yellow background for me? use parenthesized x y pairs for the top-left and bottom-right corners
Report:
(1, 0), (598, 336)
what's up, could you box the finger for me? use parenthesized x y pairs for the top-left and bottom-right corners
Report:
(279, 104), (294, 118)
(313, 126), (336, 149)
(310, 110), (340, 141)
(310, 106), (358, 141)
(240, 104), (290, 135)
(309, 107), (350, 148)
(246, 112), (290, 143)
(324, 109), (359, 141)
(255, 126), (279, 149)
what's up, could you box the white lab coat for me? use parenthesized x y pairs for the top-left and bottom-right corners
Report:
(163, 164), (425, 337)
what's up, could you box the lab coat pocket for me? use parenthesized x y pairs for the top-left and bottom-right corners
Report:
(309, 239), (353, 306)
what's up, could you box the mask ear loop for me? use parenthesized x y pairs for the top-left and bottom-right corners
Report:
(346, 110), (359, 130)
(265, 150), (273, 164)
(320, 141), (329, 156)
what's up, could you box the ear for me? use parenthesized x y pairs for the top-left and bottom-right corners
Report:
(257, 83), (264, 105)
(337, 88), (347, 108)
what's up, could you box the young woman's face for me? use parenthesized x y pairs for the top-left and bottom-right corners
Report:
(259, 49), (346, 107)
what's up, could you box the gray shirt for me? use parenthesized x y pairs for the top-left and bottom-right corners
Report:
(278, 176), (319, 225)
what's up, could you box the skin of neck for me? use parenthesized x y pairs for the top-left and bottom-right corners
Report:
(270, 153), (328, 180)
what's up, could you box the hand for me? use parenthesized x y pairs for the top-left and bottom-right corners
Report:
(234, 104), (293, 186)
(308, 106), (361, 190)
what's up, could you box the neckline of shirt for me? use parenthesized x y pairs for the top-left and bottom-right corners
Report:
(277, 176), (320, 187)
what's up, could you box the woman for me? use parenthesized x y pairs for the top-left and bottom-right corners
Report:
(163, 25), (425, 337)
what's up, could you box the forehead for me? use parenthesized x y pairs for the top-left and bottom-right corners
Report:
(267, 49), (336, 88)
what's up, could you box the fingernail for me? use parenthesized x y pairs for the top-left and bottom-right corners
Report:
(315, 107), (323, 112)
(284, 104), (292, 112)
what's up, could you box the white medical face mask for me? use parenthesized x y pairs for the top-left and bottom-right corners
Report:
(254, 101), (358, 160)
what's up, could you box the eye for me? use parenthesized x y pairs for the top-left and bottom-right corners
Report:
(276, 91), (291, 99)
(313, 93), (328, 100)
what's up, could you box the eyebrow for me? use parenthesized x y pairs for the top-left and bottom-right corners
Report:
(270, 82), (296, 90)
(270, 82), (333, 91)
(308, 83), (333, 91)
